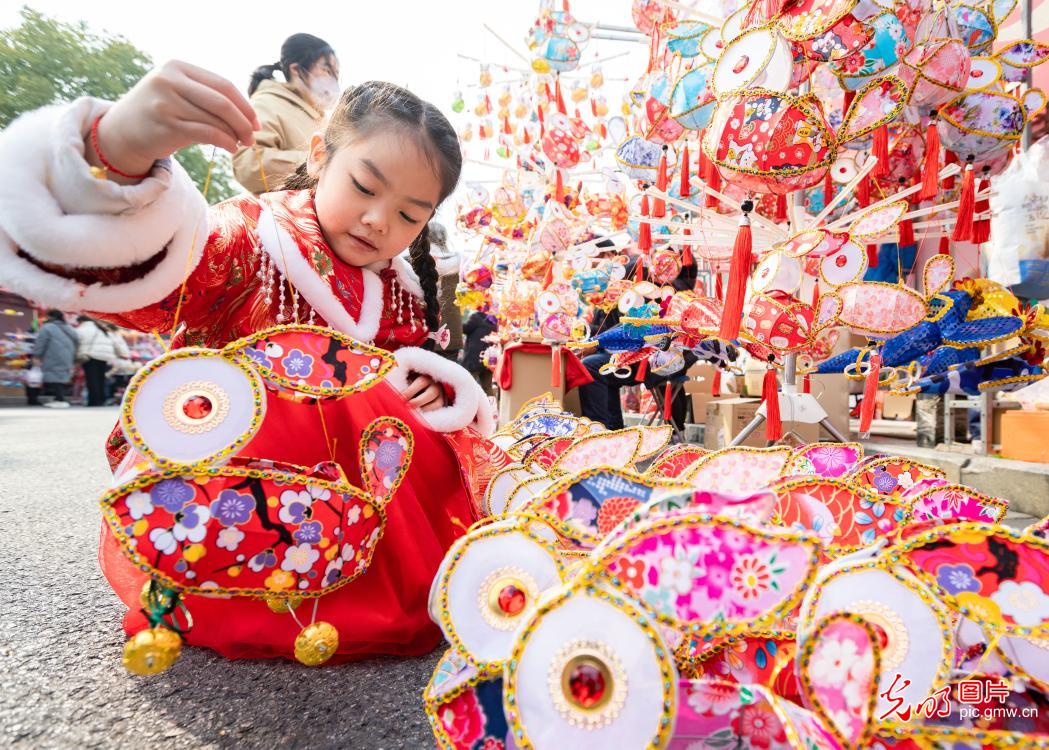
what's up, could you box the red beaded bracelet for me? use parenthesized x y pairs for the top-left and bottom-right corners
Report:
(90, 116), (152, 180)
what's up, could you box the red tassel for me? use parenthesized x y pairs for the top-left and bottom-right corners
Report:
(718, 210), (753, 340)
(843, 90), (856, 115)
(939, 235), (951, 255)
(537, 105), (545, 139)
(551, 345), (562, 388)
(898, 217), (914, 247)
(554, 77), (566, 115)
(859, 353), (881, 435)
(653, 150), (668, 218)
(680, 143), (691, 198)
(762, 366), (782, 442)
(973, 175), (991, 244)
(871, 126), (889, 178)
(866, 244), (878, 266)
(943, 151), (958, 191)
(681, 237), (694, 267)
(803, 374), (811, 394)
(542, 261), (554, 289)
(857, 173), (871, 207)
(634, 257), (645, 281)
(919, 115), (941, 201)
(638, 194), (652, 252)
(702, 147), (720, 209)
(711, 369), (722, 397)
(635, 355), (648, 382)
(555, 169), (565, 204)
(714, 271), (724, 301)
(823, 171), (834, 207)
(775, 193), (788, 223)
(951, 158), (976, 242)
(663, 381), (674, 421)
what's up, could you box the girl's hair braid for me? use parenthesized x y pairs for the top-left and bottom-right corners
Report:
(408, 224), (441, 349)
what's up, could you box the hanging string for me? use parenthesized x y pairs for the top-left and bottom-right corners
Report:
(168, 148), (218, 346)
(259, 149), (270, 194)
(316, 400), (337, 464)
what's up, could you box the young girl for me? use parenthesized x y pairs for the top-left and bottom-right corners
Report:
(0, 60), (504, 661)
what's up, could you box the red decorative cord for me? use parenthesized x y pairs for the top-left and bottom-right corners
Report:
(90, 116), (151, 180)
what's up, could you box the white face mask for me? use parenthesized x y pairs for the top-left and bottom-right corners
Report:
(307, 74), (340, 111)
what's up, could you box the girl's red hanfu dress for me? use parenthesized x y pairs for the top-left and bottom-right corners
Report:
(0, 98), (508, 661)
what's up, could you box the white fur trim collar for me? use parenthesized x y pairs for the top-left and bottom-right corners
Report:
(364, 255), (424, 300)
(383, 346), (496, 435)
(256, 207), (383, 343)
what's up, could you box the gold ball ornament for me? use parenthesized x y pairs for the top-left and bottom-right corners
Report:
(138, 581), (152, 609)
(294, 621), (339, 666)
(265, 594), (303, 613)
(138, 581), (176, 611)
(123, 627), (182, 676)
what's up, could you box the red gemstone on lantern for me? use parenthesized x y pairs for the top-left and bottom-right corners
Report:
(182, 395), (213, 420)
(566, 661), (607, 709)
(835, 254), (848, 267)
(497, 584), (527, 616)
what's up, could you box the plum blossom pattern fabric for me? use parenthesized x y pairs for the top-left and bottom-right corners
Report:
(228, 328), (395, 400)
(359, 418), (413, 504)
(103, 461), (383, 596)
(600, 522), (817, 629)
(789, 443), (863, 479)
(801, 617), (879, 746)
(903, 527), (1049, 631)
(908, 485), (1007, 524)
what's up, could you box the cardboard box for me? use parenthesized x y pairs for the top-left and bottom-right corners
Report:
(685, 363), (738, 423)
(703, 397), (820, 449)
(881, 393), (915, 421)
(497, 347), (581, 423)
(742, 360), (765, 398)
(1000, 410), (1049, 462)
(704, 397), (759, 449)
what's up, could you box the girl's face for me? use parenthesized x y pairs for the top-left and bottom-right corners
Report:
(307, 130), (442, 267)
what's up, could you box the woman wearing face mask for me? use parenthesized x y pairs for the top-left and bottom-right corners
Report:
(232, 33), (340, 194)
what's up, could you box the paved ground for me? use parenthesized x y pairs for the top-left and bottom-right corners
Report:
(0, 406), (438, 750)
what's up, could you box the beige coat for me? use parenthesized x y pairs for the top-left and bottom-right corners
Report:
(233, 79), (324, 194)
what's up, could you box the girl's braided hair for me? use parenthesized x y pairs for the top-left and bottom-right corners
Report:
(282, 81), (462, 346)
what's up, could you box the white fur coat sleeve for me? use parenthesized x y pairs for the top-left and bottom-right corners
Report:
(384, 346), (497, 436)
(0, 98), (208, 313)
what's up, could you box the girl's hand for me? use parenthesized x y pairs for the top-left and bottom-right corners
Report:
(401, 373), (447, 412)
(88, 60), (260, 182)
